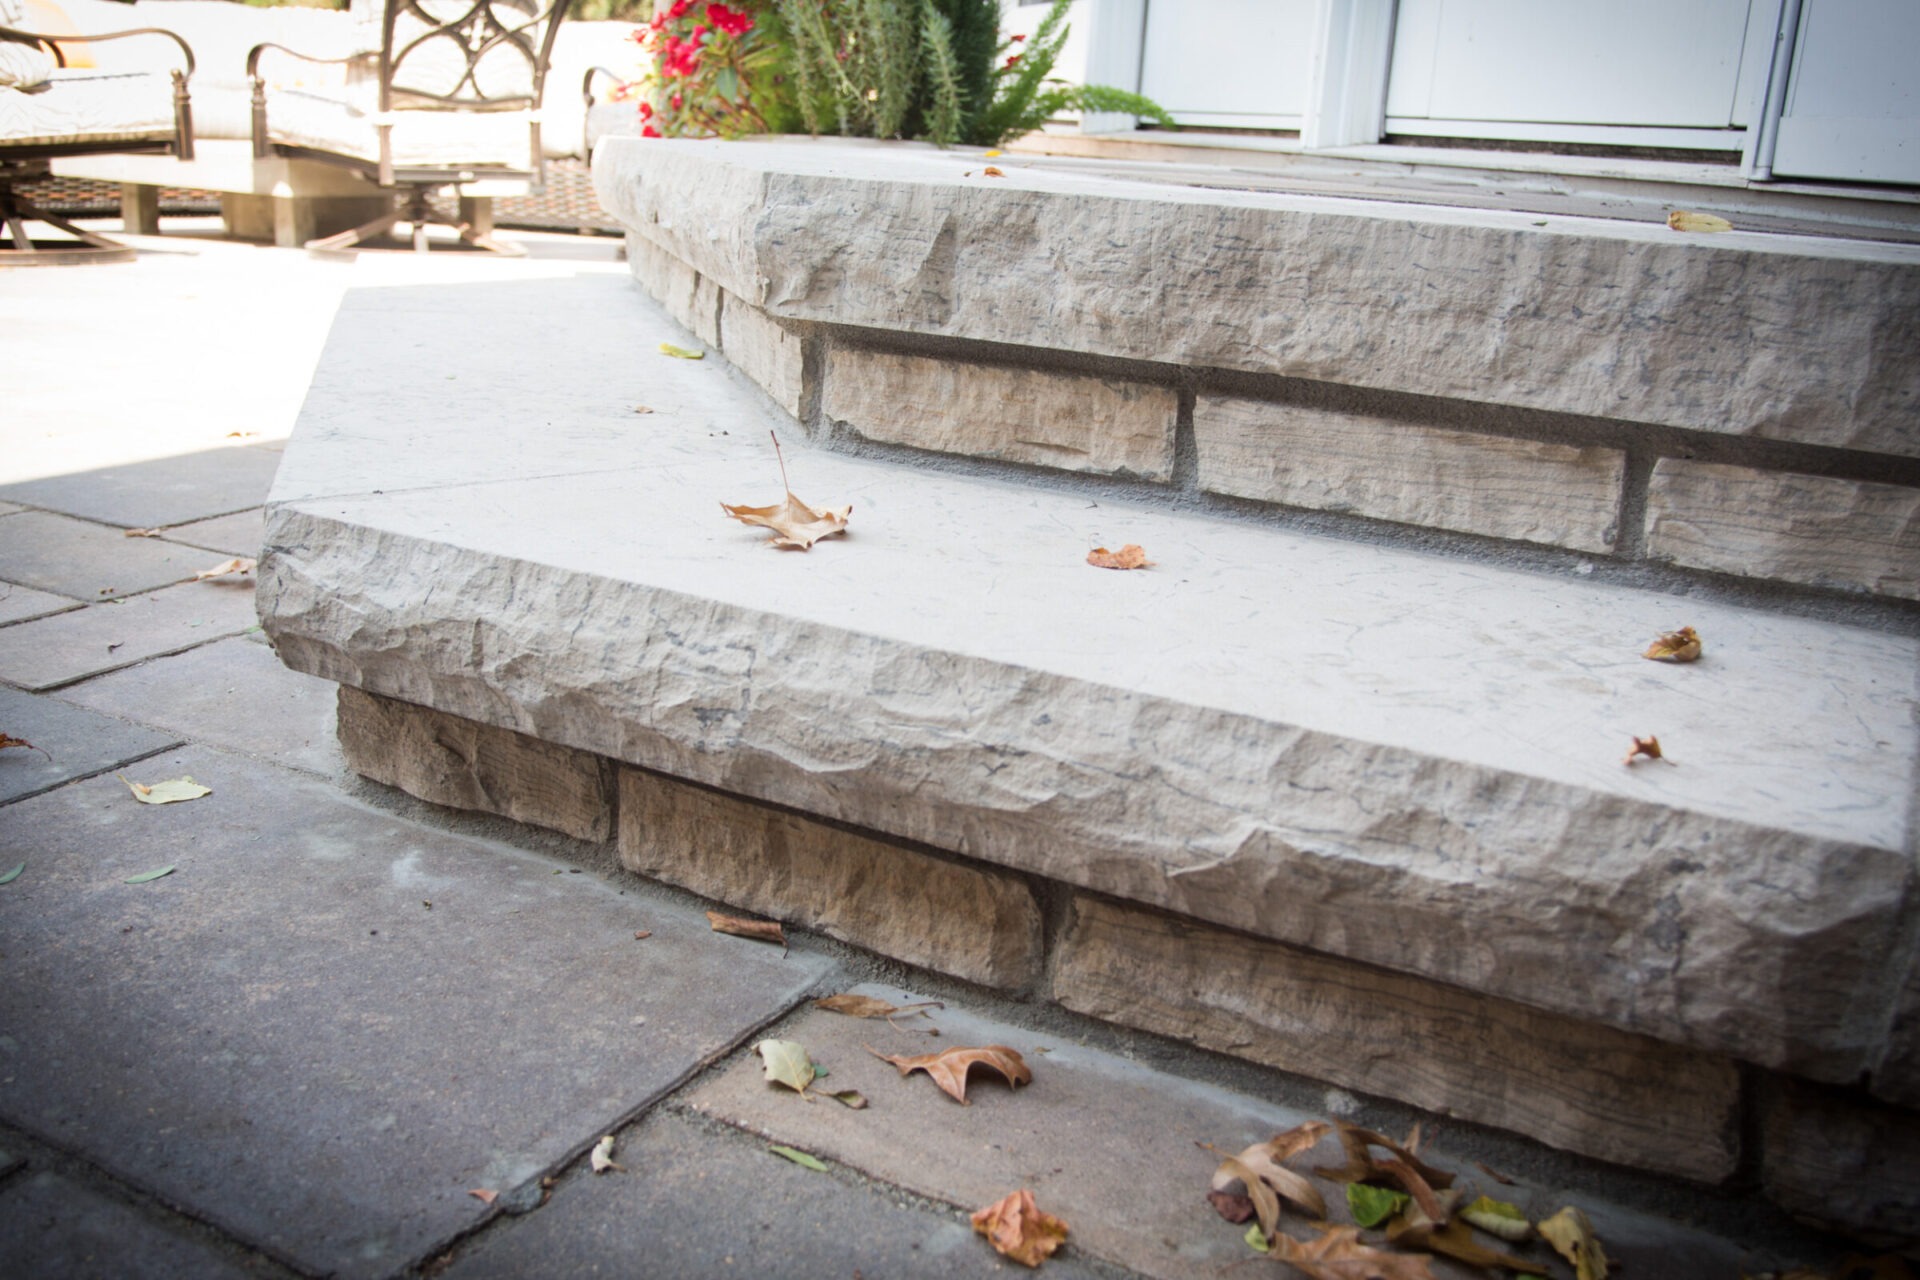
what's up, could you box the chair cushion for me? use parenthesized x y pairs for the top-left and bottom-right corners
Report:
(0, 66), (173, 146)
(262, 85), (534, 171)
(0, 39), (57, 90)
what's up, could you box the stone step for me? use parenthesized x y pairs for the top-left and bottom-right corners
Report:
(259, 241), (1918, 1217)
(592, 137), (1920, 605)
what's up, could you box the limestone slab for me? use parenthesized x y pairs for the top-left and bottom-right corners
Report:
(161, 508), (265, 558)
(720, 291), (804, 418)
(823, 347), (1177, 479)
(339, 686), (612, 841)
(625, 231), (720, 347)
(1761, 1078), (1920, 1241)
(1646, 460), (1920, 600)
(0, 747), (829, 1279)
(443, 1109), (1111, 1280)
(619, 767), (1043, 989)
(55, 635), (340, 777)
(595, 138), (1920, 456)
(0, 580), (260, 691)
(1053, 896), (1739, 1181)
(1195, 394), (1626, 551)
(0, 1172), (255, 1280)
(0, 444), (284, 530)
(0, 582), (80, 627)
(0, 510), (211, 600)
(0, 686), (182, 805)
(686, 984), (1758, 1280)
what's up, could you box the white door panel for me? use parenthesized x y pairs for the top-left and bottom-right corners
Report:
(1139, 0), (1317, 122)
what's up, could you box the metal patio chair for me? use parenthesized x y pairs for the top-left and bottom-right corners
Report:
(0, 20), (194, 264)
(246, 0), (571, 255)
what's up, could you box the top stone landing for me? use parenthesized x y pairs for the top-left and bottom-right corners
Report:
(594, 136), (1920, 457)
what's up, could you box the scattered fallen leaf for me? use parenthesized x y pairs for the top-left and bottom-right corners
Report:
(1348, 1182), (1411, 1228)
(1315, 1122), (1454, 1190)
(590, 1133), (624, 1173)
(1215, 1155), (1282, 1242)
(707, 910), (786, 946)
(226, 431), (258, 439)
(756, 1038), (817, 1097)
(1475, 1160), (1517, 1186)
(721, 431), (851, 551)
(769, 1144), (828, 1171)
(123, 865), (176, 884)
(0, 732), (49, 760)
(1622, 735), (1669, 766)
(1392, 1216), (1536, 1272)
(1209, 1122), (1330, 1239)
(0, 863), (23, 886)
(632, 405), (654, 414)
(658, 342), (705, 359)
(124, 527), (163, 538)
(467, 1188), (498, 1205)
(119, 775), (212, 805)
(633, 930), (652, 939)
(984, 149), (1002, 157)
(1642, 626), (1702, 663)
(1269, 1225), (1438, 1280)
(192, 557), (256, 582)
(1207, 1189), (1255, 1223)
(1086, 544), (1151, 570)
(867, 1043), (1031, 1105)
(1539, 1206), (1609, 1280)
(1461, 1194), (1531, 1241)
(1668, 210), (1733, 233)
(1244, 1222), (1270, 1253)
(812, 993), (943, 1030)
(824, 1089), (869, 1109)
(983, 166), (1006, 177)
(972, 1189), (1068, 1268)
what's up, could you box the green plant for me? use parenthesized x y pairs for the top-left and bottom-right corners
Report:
(973, 0), (1173, 146)
(629, 0), (783, 138)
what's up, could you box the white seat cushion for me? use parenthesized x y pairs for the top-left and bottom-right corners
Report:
(261, 85), (534, 171)
(0, 67), (174, 147)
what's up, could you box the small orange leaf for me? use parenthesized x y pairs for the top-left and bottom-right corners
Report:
(1623, 735), (1669, 766)
(971, 1189), (1068, 1268)
(468, 1188), (498, 1205)
(706, 910), (786, 946)
(0, 732), (50, 760)
(982, 166), (1006, 177)
(1642, 626), (1701, 663)
(1087, 544), (1151, 570)
(867, 1043), (1030, 1104)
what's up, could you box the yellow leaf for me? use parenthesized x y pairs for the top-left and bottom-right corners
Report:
(755, 1039), (817, 1096)
(659, 342), (705, 359)
(1540, 1206), (1610, 1280)
(971, 1189), (1068, 1268)
(1667, 210), (1733, 233)
(118, 775), (212, 805)
(983, 149), (1002, 157)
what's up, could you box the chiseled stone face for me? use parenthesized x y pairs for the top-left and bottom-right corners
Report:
(720, 292), (804, 418)
(1195, 394), (1626, 551)
(617, 766), (1044, 990)
(1646, 459), (1920, 600)
(823, 347), (1178, 480)
(1053, 895), (1742, 1183)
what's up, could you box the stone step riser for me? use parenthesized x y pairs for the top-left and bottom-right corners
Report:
(334, 684), (1920, 1241)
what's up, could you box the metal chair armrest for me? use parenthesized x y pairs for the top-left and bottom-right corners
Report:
(0, 25), (196, 78)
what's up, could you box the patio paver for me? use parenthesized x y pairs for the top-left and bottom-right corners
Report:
(0, 510), (210, 599)
(0, 686), (182, 805)
(0, 1171), (255, 1280)
(0, 445), (285, 531)
(0, 582), (81, 627)
(159, 508), (266, 558)
(0, 579), (259, 691)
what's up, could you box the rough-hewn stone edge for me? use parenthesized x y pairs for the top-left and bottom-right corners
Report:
(1051, 894), (1741, 1182)
(1195, 393), (1626, 552)
(336, 686), (613, 842)
(720, 292), (804, 419)
(1646, 460), (1920, 601)
(823, 346), (1178, 480)
(617, 767), (1043, 990)
(1760, 1074), (1920, 1244)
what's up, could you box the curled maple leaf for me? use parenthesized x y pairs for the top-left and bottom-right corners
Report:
(1086, 544), (1151, 570)
(866, 1043), (1030, 1104)
(972, 1188), (1068, 1268)
(1622, 735), (1671, 766)
(1642, 626), (1702, 663)
(721, 433), (850, 550)
(0, 732), (50, 761)
(1314, 1121), (1453, 1190)
(1269, 1225), (1439, 1280)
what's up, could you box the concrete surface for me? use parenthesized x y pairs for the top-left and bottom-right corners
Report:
(0, 686), (181, 804)
(0, 217), (1892, 1278)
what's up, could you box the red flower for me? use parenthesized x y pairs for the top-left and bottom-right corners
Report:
(637, 99), (653, 118)
(666, 0), (694, 18)
(1010, 33), (1026, 42)
(706, 2), (753, 36)
(641, 123), (661, 137)
(670, 91), (683, 109)
(661, 32), (703, 77)
(1005, 53), (1021, 67)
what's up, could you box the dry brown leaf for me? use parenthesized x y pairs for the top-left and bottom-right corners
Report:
(1314, 1122), (1454, 1190)
(867, 1043), (1031, 1105)
(1269, 1224), (1439, 1280)
(0, 732), (49, 760)
(1622, 734), (1670, 766)
(1209, 1122), (1331, 1233)
(721, 432), (850, 550)
(124, 527), (163, 538)
(1390, 1215), (1534, 1272)
(1668, 209), (1733, 233)
(982, 166), (1006, 177)
(971, 1189), (1068, 1268)
(192, 557), (256, 582)
(467, 1188), (498, 1205)
(812, 994), (943, 1028)
(1643, 626), (1702, 662)
(1539, 1206), (1609, 1280)
(1086, 544), (1151, 570)
(706, 910), (786, 946)
(1215, 1155), (1283, 1242)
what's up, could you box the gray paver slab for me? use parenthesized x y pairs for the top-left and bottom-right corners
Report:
(445, 1109), (1113, 1280)
(0, 511), (211, 600)
(160, 509), (265, 558)
(57, 636), (341, 776)
(0, 687), (181, 806)
(686, 985), (1762, 1280)
(0, 582), (80, 627)
(0, 580), (259, 691)
(0, 503), (21, 517)
(0, 445), (284, 530)
(0, 1171), (254, 1280)
(0, 747), (830, 1279)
